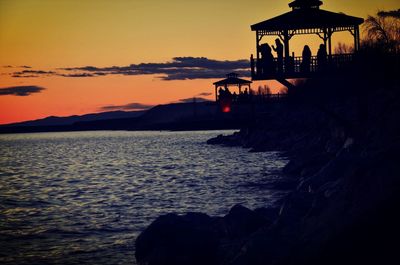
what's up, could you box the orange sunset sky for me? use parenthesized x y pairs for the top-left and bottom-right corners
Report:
(0, 0), (399, 124)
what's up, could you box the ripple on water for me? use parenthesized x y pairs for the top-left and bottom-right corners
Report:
(0, 130), (288, 264)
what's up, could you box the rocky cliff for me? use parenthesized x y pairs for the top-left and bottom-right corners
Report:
(135, 76), (400, 265)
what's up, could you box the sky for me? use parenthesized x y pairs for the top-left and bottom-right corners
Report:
(0, 0), (399, 124)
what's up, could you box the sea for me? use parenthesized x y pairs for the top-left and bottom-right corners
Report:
(0, 130), (288, 264)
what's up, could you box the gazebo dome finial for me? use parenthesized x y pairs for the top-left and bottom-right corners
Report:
(227, 72), (239, 78)
(289, 0), (323, 10)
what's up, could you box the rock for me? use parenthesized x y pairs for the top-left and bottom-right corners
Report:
(138, 77), (400, 265)
(278, 191), (315, 224)
(207, 134), (226, 145)
(221, 204), (268, 239)
(135, 206), (272, 265)
(253, 207), (279, 223)
(271, 177), (298, 190)
(283, 153), (331, 176)
(207, 131), (248, 147)
(135, 212), (219, 265)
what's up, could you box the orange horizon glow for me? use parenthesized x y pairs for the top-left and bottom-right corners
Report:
(1, 0), (399, 124)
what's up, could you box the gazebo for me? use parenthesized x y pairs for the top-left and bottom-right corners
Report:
(213, 73), (252, 101)
(250, 0), (364, 84)
(212, 73), (252, 113)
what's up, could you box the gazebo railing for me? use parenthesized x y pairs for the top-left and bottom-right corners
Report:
(251, 53), (355, 80)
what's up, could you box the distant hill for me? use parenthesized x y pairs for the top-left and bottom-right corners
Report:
(0, 110), (146, 127)
(139, 102), (217, 125)
(71, 102), (222, 130)
(0, 101), (254, 133)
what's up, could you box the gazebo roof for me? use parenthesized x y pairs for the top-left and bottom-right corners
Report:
(251, 7), (364, 32)
(213, 73), (252, 86)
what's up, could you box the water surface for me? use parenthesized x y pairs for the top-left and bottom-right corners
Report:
(0, 130), (287, 264)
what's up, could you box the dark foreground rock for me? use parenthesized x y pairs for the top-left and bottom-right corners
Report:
(135, 205), (274, 265)
(135, 212), (219, 265)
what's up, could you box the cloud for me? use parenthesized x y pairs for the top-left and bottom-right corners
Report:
(0, 86), (45, 96)
(10, 57), (250, 80)
(11, 69), (102, 78)
(61, 57), (250, 80)
(197, 92), (212, 96)
(94, 72), (107, 76)
(99, 102), (154, 111)
(178, 97), (212, 103)
(3, 65), (32, 69)
(12, 74), (40, 78)
(59, 73), (97, 77)
(11, 70), (56, 78)
(16, 70), (55, 74)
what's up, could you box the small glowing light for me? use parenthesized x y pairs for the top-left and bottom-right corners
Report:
(222, 106), (231, 113)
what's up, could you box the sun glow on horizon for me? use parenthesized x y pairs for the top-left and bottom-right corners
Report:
(1, 0), (399, 124)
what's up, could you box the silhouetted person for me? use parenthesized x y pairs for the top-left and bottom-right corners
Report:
(224, 87), (231, 97)
(272, 38), (284, 73)
(243, 88), (249, 102)
(218, 87), (224, 101)
(317, 44), (328, 72)
(238, 90), (244, 102)
(260, 43), (274, 76)
(301, 45), (312, 73)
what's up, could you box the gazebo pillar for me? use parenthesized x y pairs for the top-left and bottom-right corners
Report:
(353, 25), (360, 51)
(353, 26), (357, 51)
(256, 31), (260, 62)
(215, 85), (218, 101)
(283, 30), (290, 70)
(328, 28), (333, 64)
(323, 28), (328, 47)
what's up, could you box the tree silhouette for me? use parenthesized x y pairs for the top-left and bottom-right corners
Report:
(363, 9), (400, 52)
(334, 42), (354, 54)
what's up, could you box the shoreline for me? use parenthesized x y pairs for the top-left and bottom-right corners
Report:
(0, 128), (240, 135)
(135, 76), (400, 265)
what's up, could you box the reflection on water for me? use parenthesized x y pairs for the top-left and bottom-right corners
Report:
(0, 130), (287, 264)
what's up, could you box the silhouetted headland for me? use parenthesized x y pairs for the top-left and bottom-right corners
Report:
(0, 101), (254, 133)
(135, 1), (400, 264)
(136, 67), (400, 265)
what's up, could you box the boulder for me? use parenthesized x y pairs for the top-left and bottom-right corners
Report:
(135, 212), (219, 265)
(206, 134), (226, 145)
(221, 204), (268, 239)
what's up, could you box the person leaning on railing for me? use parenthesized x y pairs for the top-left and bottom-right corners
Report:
(272, 38), (284, 73)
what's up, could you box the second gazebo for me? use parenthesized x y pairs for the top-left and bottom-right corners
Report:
(213, 73), (252, 113)
(213, 73), (252, 102)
